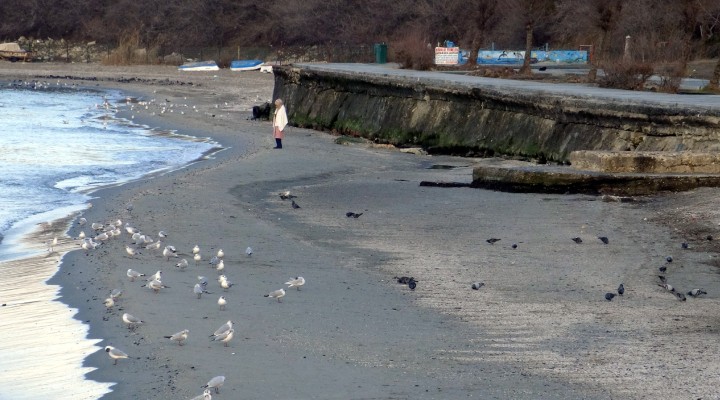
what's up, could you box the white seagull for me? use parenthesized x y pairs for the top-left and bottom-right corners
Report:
(104, 346), (128, 365)
(176, 258), (189, 270)
(122, 313), (144, 330)
(218, 296), (227, 310)
(285, 276), (306, 291)
(216, 249), (224, 259)
(264, 288), (286, 302)
(210, 320), (232, 338)
(202, 376), (225, 394)
(164, 329), (189, 346)
(211, 328), (234, 347)
(126, 269), (145, 282)
(245, 246), (253, 257)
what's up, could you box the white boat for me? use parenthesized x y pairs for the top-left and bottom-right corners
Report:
(230, 59), (263, 71)
(178, 61), (220, 71)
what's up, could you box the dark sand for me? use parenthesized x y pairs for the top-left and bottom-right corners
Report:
(2, 63), (720, 399)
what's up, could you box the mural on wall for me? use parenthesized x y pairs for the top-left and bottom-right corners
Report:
(476, 50), (588, 65)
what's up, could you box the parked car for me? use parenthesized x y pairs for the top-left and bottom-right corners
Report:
(0, 42), (32, 62)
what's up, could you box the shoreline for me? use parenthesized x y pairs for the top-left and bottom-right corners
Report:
(2, 63), (720, 399)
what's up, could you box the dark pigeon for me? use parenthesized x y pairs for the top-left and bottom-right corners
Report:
(291, 200), (300, 209)
(345, 212), (355, 217)
(471, 282), (485, 290)
(675, 292), (687, 301)
(605, 292), (616, 301)
(511, 243), (518, 249)
(687, 288), (707, 297)
(408, 279), (417, 290)
(666, 256), (673, 263)
(571, 237), (583, 244)
(659, 266), (667, 273)
(707, 235), (714, 241)
(598, 236), (609, 245)
(486, 238), (501, 244)
(352, 213), (363, 218)
(681, 242), (689, 249)
(617, 283), (624, 296)
(395, 276), (413, 284)
(658, 275), (667, 283)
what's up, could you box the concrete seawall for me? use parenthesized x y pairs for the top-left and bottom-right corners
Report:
(273, 64), (720, 162)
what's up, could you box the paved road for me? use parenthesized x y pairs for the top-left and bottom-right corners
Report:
(295, 63), (720, 111)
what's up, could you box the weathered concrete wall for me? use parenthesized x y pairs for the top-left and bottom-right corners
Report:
(273, 65), (720, 162)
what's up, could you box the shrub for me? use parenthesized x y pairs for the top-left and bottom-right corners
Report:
(598, 60), (654, 90)
(391, 28), (433, 71)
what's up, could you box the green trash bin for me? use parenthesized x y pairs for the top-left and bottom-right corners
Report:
(374, 43), (387, 64)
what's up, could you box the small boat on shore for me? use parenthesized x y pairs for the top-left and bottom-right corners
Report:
(178, 61), (220, 71)
(0, 42), (32, 62)
(230, 59), (264, 71)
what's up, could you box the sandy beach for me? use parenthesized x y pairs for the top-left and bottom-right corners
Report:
(2, 62), (720, 399)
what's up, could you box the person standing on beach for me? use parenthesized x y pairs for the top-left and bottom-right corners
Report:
(273, 98), (288, 149)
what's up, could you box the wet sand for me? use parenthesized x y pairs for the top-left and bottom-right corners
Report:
(2, 63), (720, 399)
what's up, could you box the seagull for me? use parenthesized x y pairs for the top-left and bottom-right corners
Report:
(78, 231), (86, 239)
(216, 249), (224, 259)
(211, 328), (234, 347)
(687, 288), (707, 297)
(190, 389), (213, 400)
(194, 253), (202, 266)
(209, 256), (220, 266)
(110, 288), (123, 300)
(91, 222), (104, 231)
(216, 259), (225, 273)
(210, 321), (233, 338)
(202, 376), (225, 394)
(78, 217), (87, 226)
(104, 346), (128, 365)
(486, 238), (501, 244)
(571, 237), (583, 244)
(193, 245), (200, 254)
(291, 200), (300, 209)
(198, 276), (209, 288)
(122, 313), (144, 330)
(285, 277), (305, 290)
(605, 292), (615, 301)
(103, 297), (115, 308)
(163, 245), (178, 261)
(147, 270), (162, 282)
(218, 275), (234, 291)
(158, 230), (168, 238)
(49, 236), (58, 252)
(126, 269), (145, 282)
(145, 241), (162, 251)
(125, 245), (139, 257)
(176, 258), (189, 270)
(125, 226), (138, 235)
(164, 329), (189, 346)
(218, 296), (227, 310)
(194, 283), (211, 299)
(144, 279), (170, 293)
(264, 288), (286, 302)
(245, 246), (253, 257)
(617, 283), (624, 296)
(598, 236), (609, 245)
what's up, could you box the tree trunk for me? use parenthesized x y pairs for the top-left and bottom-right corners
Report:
(467, 37), (481, 67)
(710, 58), (720, 90)
(519, 21), (533, 75)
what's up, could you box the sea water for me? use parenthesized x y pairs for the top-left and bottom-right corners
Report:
(0, 83), (218, 399)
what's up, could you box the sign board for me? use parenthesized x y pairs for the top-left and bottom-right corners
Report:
(435, 47), (460, 65)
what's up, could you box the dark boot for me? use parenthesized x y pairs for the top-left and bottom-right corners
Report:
(274, 139), (282, 149)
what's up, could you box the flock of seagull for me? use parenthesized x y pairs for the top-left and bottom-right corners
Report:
(73, 199), (306, 399)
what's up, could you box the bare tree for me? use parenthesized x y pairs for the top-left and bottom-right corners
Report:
(509, 0), (556, 75)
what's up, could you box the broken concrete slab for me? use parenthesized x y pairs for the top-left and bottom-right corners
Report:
(569, 151), (720, 173)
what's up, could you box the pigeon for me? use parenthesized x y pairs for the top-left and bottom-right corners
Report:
(605, 292), (616, 301)
(471, 282), (485, 290)
(486, 238), (501, 244)
(408, 278), (417, 290)
(658, 283), (675, 292)
(202, 376), (225, 394)
(617, 283), (624, 296)
(164, 329), (189, 346)
(291, 200), (301, 209)
(279, 191), (296, 200)
(707, 235), (714, 241)
(675, 292), (687, 301)
(346, 212), (364, 218)
(687, 288), (707, 297)
(285, 276), (305, 290)
(666, 256), (673, 263)
(659, 266), (667, 273)
(264, 288), (286, 302)
(511, 243), (518, 249)
(681, 242), (689, 249)
(598, 236), (609, 245)
(658, 275), (667, 283)
(104, 346), (128, 365)
(394, 276), (413, 284)
(571, 237), (583, 244)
